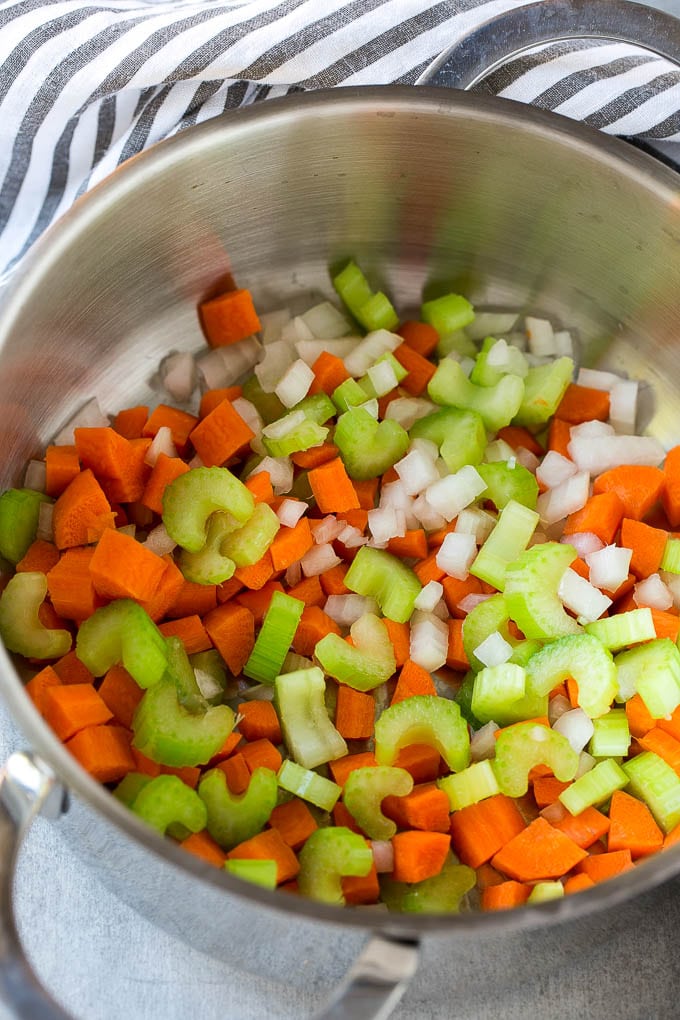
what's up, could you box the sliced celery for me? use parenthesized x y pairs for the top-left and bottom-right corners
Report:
(243, 591), (305, 684)
(477, 461), (539, 512)
(198, 767), (278, 850)
(179, 511), (239, 585)
(0, 488), (51, 564)
(471, 663), (527, 725)
(298, 826), (373, 905)
(315, 613), (396, 692)
(275, 667), (347, 768)
(262, 413), (328, 457)
(165, 636), (206, 714)
(494, 721), (579, 797)
(114, 773), (151, 807)
(455, 671), (483, 729)
(131, 775), (207, 836)
(343, 766), (413, 840)
(527, 882), (564, 904)
(76, 599), (168, 688)
(132, 679), (235, 767)
(470, 500), (539, 592)
(224, 859), (278, 889)
(409, 407), (486, 473)
(374, 694), (470, 772)
(344, 546), (421, 623)
(660, 537), (680, 575)
(585, 608), (655, 651)
(427, 359), (524, 433)
(589, 709), (630, 758)
(162, 466), (254, 553)
(614, 639), (680, 718)
(470, 337), (528, 388)
(558, 758), (628, 815)
(421, 293), (475, 336)
(504, 542), (581, 640)
(334, 407), (409, 481)
(277, 759), (341, 811)
(525, 634), (617, 719)
(0, 571), (71, 661)
(462, 594), (516, 671)
(332, 378), (368, 413)
(512, 357), (574, 427)
(438, 759), (500, 811)
(220, 502), (280, 568)
(333, 261), (398, 332)
(623, 751), (680, 833)
(436, 331), (477, 359)
(291, 392), (337, 425)
(380, 853), (475, 914)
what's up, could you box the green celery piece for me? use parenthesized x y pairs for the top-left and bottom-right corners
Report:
(224, 859), (278, 889)
(0, 488), (51, 564)
(614, 639), (680, 718)
(275, 666), (347, 769)
(470, 499), (539, 591)
(494, 721), (579, 797)
(455, 671), (483, 729)
(427, 359), (524, 433)
(291, 392), (336, 424)
(333, 260), (373, 314)
(241, 375), (286, 424)
(332, 378), (368, 413)
(559, 758), (629, 815)
(421, 293), (475, 336)
(343, 766), (413, 840)
(198, 767), (278, 850)
(470, 337), (528, 388)
(436, 331), (477, 359)
(438, 760), (500, 811)
(508, 639), (543, 668)
(471, 663), (526, 725)
(358, 292), (399, 332)
(374, 351), (409, 383)
(477, 461), (539, 512)
(344, 546), (421, 624)
(113, 772), (152, 807)
(527, 882), (564, 904)
(262, 413), (329, 458)
(334, 406), (409, 481)
(462, 593), (517, 671)
(220, 502), (280, 567)
(512, 357), (574, 427)
(375, 694), (470, 772)
(76, 599), (168, 687)
(277, 759), (341, 810)
(243, 591), (305, 684)
(165, 635), (206, 713)
(298, 826), (373, 905)
(315, 613), (396, 692)
(589, 709), (630, 758)
(409, 407), (486, 473)
(380, 853), (476, 914)
(622, 751), (680, 833)
(189, 650), (228, 706)
(585, 608), (655, 651)
(661, 537), (680, 574)
(162, 466), (255, 553)
(132, 679), (235, 767)
(358, 353), (409, 400)
(179, 511), (239, 584)
(525, 634), (617, 719)
(504, 542), (581, 640)
(130, 774), (207, 836)
(0, 571), (71, 660)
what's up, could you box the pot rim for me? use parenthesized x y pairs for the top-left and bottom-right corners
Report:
(2, 84), (680, 938)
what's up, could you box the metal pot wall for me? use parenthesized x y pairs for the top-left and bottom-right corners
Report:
(3, 2), (680, 1016)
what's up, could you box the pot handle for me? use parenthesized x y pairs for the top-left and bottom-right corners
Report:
(0, 751), (71, 1019)
(314, 934), (420, 1020)
(417, 0), (680, 90)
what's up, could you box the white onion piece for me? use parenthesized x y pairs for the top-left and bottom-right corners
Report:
(660, 571), (680, 609)
(324, 595), (379, 627)
(455, 507), (496, 545)
(276, 499), (307, 528)
(634, 573), (674, 611)
(540, 801), (565, 824)
(338, 525), (368, 549)
(301, 301), (352, 339)
(367, 507), (406, 545)
(53, 396), (108, 445)
(197, 337), (262, 389)
(285, 561), (302, 588)
(525, 316), (555, 356)
(295, 337), (359, 367)
(143, 523), (177, 556)
(553, 330), (574, 358)
(300, 542), (341, 577)
(188, 453), (204, 469)
(575, 750), (596, 779)
(36, 502), (54, 542)
(514, 447), (540, 473)
(466, 311), (518, 341)
(457, 593), (492, 615)
(249, 456), (293, 495)
(473, 631), (513, 668)
(161, 351), (197, 403)
(254, 339), (295, 393)
(359, 398), (379, 420)
(195, 669), (224, 703)
(371, 840), (395, 874)
(577, 367), (618, 391)
(469, 721), (499, 762)
(367, 359), (399, 397)
(536, 451), (577, 489)
(609, 379), (638, 435)
(425, 465), (487, 522)
(586, 544), (632, 592)
(409, 438), (439, 462)
(274, 358), (314, 408)
(144, 426), (177, 467)
(484, 439), (515, 463)
(385, 397), (437, 430)
(537, 471), (589, 525)
(552, 708), (594, 753)
(485, 338), (528, 377)
(548, 694), (572, 725)
(414, 580), (444, 613)
(568, 434), (664, 475)
(280, 315), (314, 345)
(311, 515), (345, 545)
(558, 567), (612, 624)
(394, 448), (440, 496)
(410, 612), (448, 672)
(411, 494), (447, 531)
(570, 420), (615, 440)
(561, 531), (604, 558)
(344, 329), (401, 377)
(231, 397), (265, 455)
(436, 532), (477, 579)
(24, 460), (46, 493)
(259, 308), (291, 345)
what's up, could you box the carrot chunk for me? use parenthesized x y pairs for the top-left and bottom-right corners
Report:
(227, 828), (300, 884)
(620, 518), (669, 579)
(236, 700), (282, 744)
(47, 547), (103, 621)
(308, 458), (360, 514)
(342, 857), (380, 905)
(98, 664), (143, 729)
(563, 492), (624, 545)
(491, 817), (587, 881)
(203, 602), (255, 675)
(158, 615), (212, 655)
(335, 685), (375, 739)
(393, 343), (437, 396)
(180, 831), (228, 868)
(397, 321), (439, 358)
(391, 660), (437, 704)
(481, 881), (531, 911)
(16, 539), (60, 575)
(577, 849), (634, 883)
(45, 445), (81, 498)
(42, 684), (113, 741)
(268, 798), (318, 850)
(199, 288), (262, 348)
(190, 399), (255, 468)
(607, 789), (663, 858)
(270, 517), (314, 572)
(52, 469), (115, 550)
(142, 404), (197, 454)
(66, 724), (135, 783)
(292, 605), (340, 657)
(240, 738), (282, 775)
(556, 384), (610, 424)
(383, 783), (451, 833)
(141, 454), (190, 514)
(391, 830), (451, 883)
(112, 405), (149, 440)
(25, 665), (61, 715)
(592, 465), (665, 521)
(89, 528), (166, 602)
(450, 794), (526, 869)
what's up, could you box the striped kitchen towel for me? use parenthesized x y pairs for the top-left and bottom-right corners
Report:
(1, 0), (679, 279)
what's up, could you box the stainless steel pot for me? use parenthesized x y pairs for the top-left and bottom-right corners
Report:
(2, 2), (680, 1017)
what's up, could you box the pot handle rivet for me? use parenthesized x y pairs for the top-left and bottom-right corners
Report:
(312, 933), (420, 1020)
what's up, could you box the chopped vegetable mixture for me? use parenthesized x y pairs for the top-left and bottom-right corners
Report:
(3, 260), (680, 912)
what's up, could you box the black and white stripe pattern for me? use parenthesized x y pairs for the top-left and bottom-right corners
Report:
(1, 0), (678, 279)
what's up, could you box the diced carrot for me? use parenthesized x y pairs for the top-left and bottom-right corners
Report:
(89, 528), (166, 602)
(556, 384), (610, 424)
(450, 794), (527, 869)
(113, 405), (149, 440)
(391, 659), (437, 705)
(397, 320), (439, 357)
(199, 386), (242, 419)
(548, 418), (572, 459)
(620, 517), (669, 579)
(286, 574), (325, 607)
(52, 469), (115, 550)
(245, 471), (274, 504)
(625, 693), (657, 738)
(394, 744), (442, 784)
(532, 776), (571, 809)
(292, 605), (341, 657)
(386, 529), (429, 560)
(141, 454), (190, 514)
(638, 727), (680, 775)
(47, 547), (103, 621)
(208, 731), (243, 766)
(270, 517), (314, 572)
(593, 465), (665, 521)
(393, 343), (436, 396)
(158, 615), (212, 655)
(332, 800), (364, 835)
(290, 443), (340, 470)
(268, 798), (318, 850)
(328, 751), (377, 788)
(142, 405), (197, 455)
(25, 665), (61, 715)
(218, 753), (251, 795)
(131, 749), (161, 777)
(234, 550), (276, 591)
(161, 764), (201, 790)
(663, 821), (680, 850)
(137, 556), (185, 623)
(335, 685), (375, 739)
(66, 724), (135, 783)
(308, 457), (360, 514)
(16, 539), (60, 575)
(662, 444), (680, 526)
(481, 881), (531, 911)
(441, 575), (484, 618)
(657, 704), (680, 743)
(476, 862), (505, 889)
(563, 492), (625, 545)
(564, 873), (595, 895)
(235, 581), (285, 624)
(491, 817), (587, 881)
(240, 738), (282, 775)
(227, 827), (300, 884)
(383, 783), (450, 833)
(336, 507), (368, 533)
(73, 427), (150, 504)
(98, 664), (143, 729)
(494, 717), (551, 739)
(377, 389), (399, 419)
(497, 426), (544, 457)
(190, 399), (255, 468)
(542, 802), (610, 849)
(391, 830), (451, 883)
(45, 445), (81, 498)
(53, 650), (94, 685)
(649, 609), (680, 642)
(384, 619), (411, 668)
(237, 700), (282, 744)
(342, 855), (380, 905)
(607, 789), (663, 858)
(446, 618), (470, 671)
(199, 288), (261, 348)
(570, 557), (590, 580)
(353, 478), (379, 511)
(414, 550), (445, 586)
(204, 602), (255, 676)
(320, 564), (349, 597)
(180, 830), (228, 868)
(42, 683), (113, 741)
(577, 849), (634, 883)
(308, 351), (350, 395)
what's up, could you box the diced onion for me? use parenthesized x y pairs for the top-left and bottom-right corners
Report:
(609, 379), (638, 435)
(324, 594), (379, 627)
(660, 570), (680, 609)
(300, 542), (341, 577)
(435, 532), (477, 579)
(575, 750), (596, 778)
(586, 544), (632, 592)
(561, 531), (604, 558)
(473, 631), (513, 668)
(196, 337), (262, 389)
(525, 316), (555, 357)
(300, 301), (352, 339)
(548, 694), (572, 725)
(295, 338), (359, 366)
(457, 593), (492, 615)
(409, 611), (448, 672)
(367, 359), (399, 397)
(425, 465), (487, 522)
(254, 339), (296, 393)
(161, 351), (197, 403)
(259, 308), (291, 345)
(558, 567), (612, 624)
(634, 573), (674, 611)
(24, 460), (46, 493)
(367, 507), (406, 545)
(143, 523), (177, 556)
(455, 507), (496, 545)
(285, 561), (302, 587)
(537, 471), (589, 525)
(411, 494), (447, 531)
(484, 439), (515, 463)
(465, 311), (518, 341)
(310, 515), (345, 545)
(394, 448), (440, 496)
(576, 367), (619, 392)
(280, 315), (315, 345)
(344, 329), (401, 377)
(413, 580), (444, 613)
(371, 840), (395, 874)
(568, 433), (664, 475)
(52, 396), (109, 445)
(144, 426), (177, 467)
(274, 359), (314, 408)
(276, 499), (307, 528)
(514, 447), (540, 473)
(36, 501), (54, 542)
(553, 330), (574, 358)
(485, 338), (528, 377)
(536, 451), (577, 489)
(470, 721), (499, 761)
(552, 708), (594, 753)
(249, 456), (293, 495)
(385, 397), (437, 429)
(338, 524), (368, 549)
